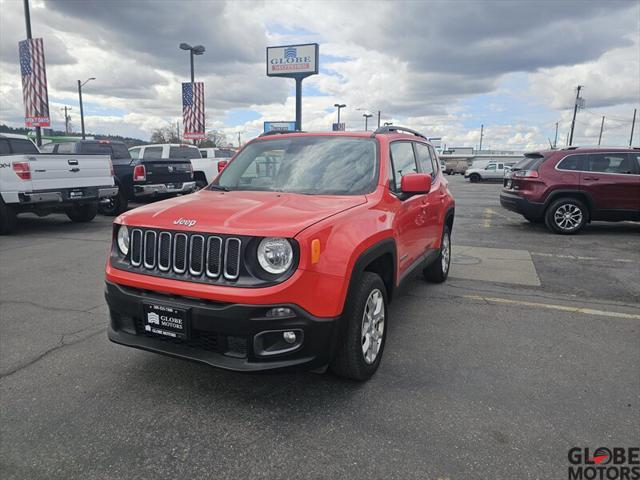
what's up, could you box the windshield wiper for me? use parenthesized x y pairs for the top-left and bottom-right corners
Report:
(209, 184), (231, 192)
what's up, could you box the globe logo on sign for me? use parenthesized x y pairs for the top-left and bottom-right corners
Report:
(284, 47), (297, 59)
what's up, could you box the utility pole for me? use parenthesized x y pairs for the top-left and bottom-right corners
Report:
(237, 131), (241, 148)
(565, 131), (569, 147)
(377, 110), (381, 129)
(60, 106), (72, 134)
(363, 113), (372, 131)
(554, 122), (558, 148)
(598, 116), (605, 146)
(630, 108), (637, 147)
(568, 85), (583, 146)
(479, 124), (484, 151)
(23, 0), (41, 147)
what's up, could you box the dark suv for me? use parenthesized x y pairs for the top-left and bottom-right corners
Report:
(500, 147), (640, 234)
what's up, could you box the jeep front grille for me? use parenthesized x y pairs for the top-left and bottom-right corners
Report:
(128, 228), (243, 283)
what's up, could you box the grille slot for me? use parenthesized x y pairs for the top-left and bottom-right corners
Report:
(224, 238), (241, 280)
(130, 229), (143, 267)
(173, 233), (188, 273)
(143, 231), (157, 269)
(158, 232), (171, 271)
(189, 235), (205, 276)
(206, 236), (222, 278)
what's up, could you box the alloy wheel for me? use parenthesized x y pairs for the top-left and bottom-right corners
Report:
(361, 288), (385, 364)
(554, 204), (583, 231)
(441, 231), (451, 274)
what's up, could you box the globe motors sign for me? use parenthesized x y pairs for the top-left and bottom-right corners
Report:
(266, 43), (319, 77)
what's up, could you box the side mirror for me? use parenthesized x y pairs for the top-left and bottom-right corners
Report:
(217, 160), (228, 172)
(400, 173), (431, 195)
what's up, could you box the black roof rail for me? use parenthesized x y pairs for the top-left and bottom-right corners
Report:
(371, 125), (428, 141)
(258, 130), (305, 137)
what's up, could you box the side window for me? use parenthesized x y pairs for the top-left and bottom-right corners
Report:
(143, 146), (163, 160)
(0, 139), (10, 155)
(557, 154), (584, 171)
(414, 143), (434, 176)
(428, 146), (440, 174)
(498, 163), (504, 170)
(57, 142), (74, 154)
(588, 153), (634, 174)
(628, 153), (640, 174)
(486, 164), (497, 171)
(129, 148), (140, 160)
(389, 142), (418, 191)
(200, 150), (207, 158)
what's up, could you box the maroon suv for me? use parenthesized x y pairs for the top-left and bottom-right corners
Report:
(500, 147), (640, 234)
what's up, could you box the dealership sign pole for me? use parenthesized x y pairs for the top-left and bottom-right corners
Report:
(267, 43), (319, 131)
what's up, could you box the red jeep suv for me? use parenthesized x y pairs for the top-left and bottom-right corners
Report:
(105, 127), (455, 380)
(500, 147), (640, 234)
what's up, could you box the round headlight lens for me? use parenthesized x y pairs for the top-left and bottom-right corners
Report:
(257, 237), (293, 274)
(117, 225), (129, 255)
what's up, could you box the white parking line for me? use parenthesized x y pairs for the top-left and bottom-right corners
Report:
(464, 295), (640, 320)
(531, 252), (639, 264)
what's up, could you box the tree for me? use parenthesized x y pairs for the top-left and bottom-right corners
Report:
(150, 125), (180, 144)
(197, 130), (227, 148)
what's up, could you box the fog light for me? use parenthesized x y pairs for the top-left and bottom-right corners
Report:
(266, 307), (294, 318)
(283, 331), (297, 344)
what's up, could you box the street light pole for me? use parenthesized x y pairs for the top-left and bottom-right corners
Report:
(334, 103), (346, 125)
(363, 113), (372, 131)
(77, 78), (94, 140)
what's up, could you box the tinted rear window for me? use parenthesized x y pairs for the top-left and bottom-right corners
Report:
(169, 146), (201, 158)
(80, 142), (131, 160)
(9, 138), (39, 154)
(215, 149), (234, 158)
(513, 154), (544, 171)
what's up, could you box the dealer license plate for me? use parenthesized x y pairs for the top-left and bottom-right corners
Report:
(142, 303), (189, 340)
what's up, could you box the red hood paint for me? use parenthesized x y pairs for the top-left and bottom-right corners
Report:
(118, 189), (367, 237)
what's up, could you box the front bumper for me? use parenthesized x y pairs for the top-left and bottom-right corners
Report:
(18, 186), (118, 204)
(133, 181), (196, 197)
(499, 191), (545, 219)
(105, 281), (340, 372)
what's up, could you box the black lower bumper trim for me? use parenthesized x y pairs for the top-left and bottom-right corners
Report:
(500, 191), (545, 219)
(105, 281), (339, 372)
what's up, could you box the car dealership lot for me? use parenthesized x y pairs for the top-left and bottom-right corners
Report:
(1, 178), (638, 479)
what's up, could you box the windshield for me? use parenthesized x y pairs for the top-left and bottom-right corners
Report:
(214, 136), (378, 195)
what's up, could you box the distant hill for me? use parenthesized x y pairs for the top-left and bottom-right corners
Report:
(0, 124), (147, 147)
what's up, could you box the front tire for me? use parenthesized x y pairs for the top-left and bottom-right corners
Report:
(65, 203), (98, 223)
(544, 198), (588, 234)
(330, 272), (388, 381)
(0, 200), (17, 235)
(469, 173), (481, 183)
(424, 224), (451, 283)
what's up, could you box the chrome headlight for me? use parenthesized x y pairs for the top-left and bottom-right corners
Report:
(117, 225), (130, 255)
(257, 237), (293, 274)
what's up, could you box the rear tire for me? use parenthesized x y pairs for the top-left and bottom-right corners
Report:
(544, 197), (588, 234)
(330, 272), (388, 381)
(0, 200), (17, 235)
(65, 203), (98, 223)
(424, 224), (451, 283)
(99, 187), (128, 216)
(469, 173), (481, 183)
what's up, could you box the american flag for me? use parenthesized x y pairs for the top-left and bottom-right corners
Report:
(19, 38), (50, 127)
(182, 82), (205, 139)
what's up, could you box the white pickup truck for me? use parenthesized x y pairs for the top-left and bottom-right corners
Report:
(129, 144), (232, 189)
(0, 134), (118, 234)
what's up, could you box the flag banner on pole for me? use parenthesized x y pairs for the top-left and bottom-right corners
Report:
(182, 82), (205, 139)
(19, 38), (50, 127)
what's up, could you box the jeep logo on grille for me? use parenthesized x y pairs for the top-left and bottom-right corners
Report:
(173, 218), (197, 227)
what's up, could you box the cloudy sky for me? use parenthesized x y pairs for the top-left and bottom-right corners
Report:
(1, 0), (638, 150)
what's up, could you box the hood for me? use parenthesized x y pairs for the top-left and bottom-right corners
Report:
(119, 189), (367, 237)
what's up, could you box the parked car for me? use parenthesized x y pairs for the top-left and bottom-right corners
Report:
(105, 126), (455, 381)
(465, 161), (508, 182)
(0, 134), (117, 234)
(500, 147), (640, 234)
(130, 144), (224, 190)
(48, 140), (195, 216)
(443, 158), (468, 175)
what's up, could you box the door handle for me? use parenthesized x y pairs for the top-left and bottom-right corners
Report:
(583, 176), (599, 181)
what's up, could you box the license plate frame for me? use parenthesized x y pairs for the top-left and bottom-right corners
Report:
(142, 302), (190, 340)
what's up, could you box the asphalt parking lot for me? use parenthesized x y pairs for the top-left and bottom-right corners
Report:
(1, 176), (639, 480)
